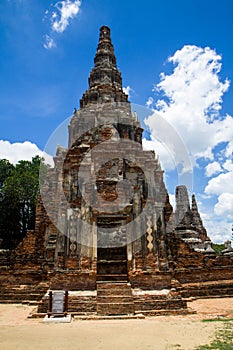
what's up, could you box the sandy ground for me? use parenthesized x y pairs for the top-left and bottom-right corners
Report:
(0, 298), (232, 350)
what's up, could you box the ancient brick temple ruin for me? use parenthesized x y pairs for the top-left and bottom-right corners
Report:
(0, 26), (232, 316)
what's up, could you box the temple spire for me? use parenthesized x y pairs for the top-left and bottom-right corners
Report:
(93, 26), (117, 68)
(191, 194), (208, 239)
(80, 26), (129, 108)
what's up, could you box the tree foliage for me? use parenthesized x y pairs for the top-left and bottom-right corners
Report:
(0, 156), (49, 249)
(212, 243), (225, 255)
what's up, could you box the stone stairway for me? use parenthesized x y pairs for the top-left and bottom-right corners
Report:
(132, 289), (189, 316)
(97, 280), (135, 315)
(0, 282), (49, 304)
(179, 279), (233, 298)
(96, 244), (135, 315)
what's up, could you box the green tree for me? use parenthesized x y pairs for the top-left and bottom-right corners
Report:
(212, 243), (225, 255)
(0, 156), (50, 248)
(0, 159), (19, 248)
(0, 159), (14, 189)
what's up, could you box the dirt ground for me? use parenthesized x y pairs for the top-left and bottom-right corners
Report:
(0, 297), (232, 350)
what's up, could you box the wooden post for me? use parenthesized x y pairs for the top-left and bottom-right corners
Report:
(64, 290), (68, 316)
(48, 291), (52, 318)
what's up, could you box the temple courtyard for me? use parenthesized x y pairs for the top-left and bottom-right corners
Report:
(0, 298), (232, 350)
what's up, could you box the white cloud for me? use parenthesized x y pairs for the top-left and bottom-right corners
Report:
(223, 159), (233, 171)
(51, 0), (81, 33)
(0, 140), (53, 166)
(225, 140), (233, 157)
(43, 35), (56, 49)
(214, 193), (233, 217)
(43, 0), (81, 48)
(123, 86), (133, 99)
(192, 194), (232, 243)
(144, 45), (232, 169)
(205, 161), (222, 177)
(204, 217), (232, 243)
(204, 162), (233, 237)
(205, 171), (233, 196)
(146, 97), (154, 108)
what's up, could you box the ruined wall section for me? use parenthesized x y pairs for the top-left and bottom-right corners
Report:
(168, 231), (233, 284)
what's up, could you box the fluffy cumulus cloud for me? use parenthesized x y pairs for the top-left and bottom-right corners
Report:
(214, 193), (233, 218)
(0, 140), (53, 165)
(205, 164), (233, 220)
(144, 45), (232, 168)
(205, 170), (233, 196)
(43, 0), (81, 49)
(144, 45), (233, 242)
(205, 161), (222, 177)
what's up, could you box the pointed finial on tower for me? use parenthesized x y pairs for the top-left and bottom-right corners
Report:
(191, 193), (208, 239)
(93, 25), (117, 68)
(100, 25), (111, 39)
(79, 26), (129, 108)
(191, 194), (198, 211)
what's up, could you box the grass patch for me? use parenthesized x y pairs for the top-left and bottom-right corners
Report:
(202, 318), (233, 323)
(195, 321), (233, 349)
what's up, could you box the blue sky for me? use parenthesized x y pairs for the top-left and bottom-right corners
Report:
(0, 0), (233, 243)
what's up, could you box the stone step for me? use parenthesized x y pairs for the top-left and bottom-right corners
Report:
(97, 289), (133, 297)
(0, 293), (45, 301)
(97, 279), (129, 286)
(68, 303), (97, 313)
(132, 294), (172, 301)
(30, 312), (145, 320)
(97, 274), (128, 282)
(96, 280), (135, 315)
(97, 295), (134, 303)
(0, 283), (48, 290)
(97, 283), (132, 294)
(0, 299), (40, 305)
(180, 287), (233, 298)
(0, 284), (45, 289)
(97, 281), (130, 286)
(98, 259), (127, 263)
(133, 299), (187, 311)
(0, 283), (49, 303)
(134, 308), (193, 316)
(74, 314), (145, 320)
(97, 263), (127, 275)
(97, 302), (135, 315)
(0, 287), (47, 293)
